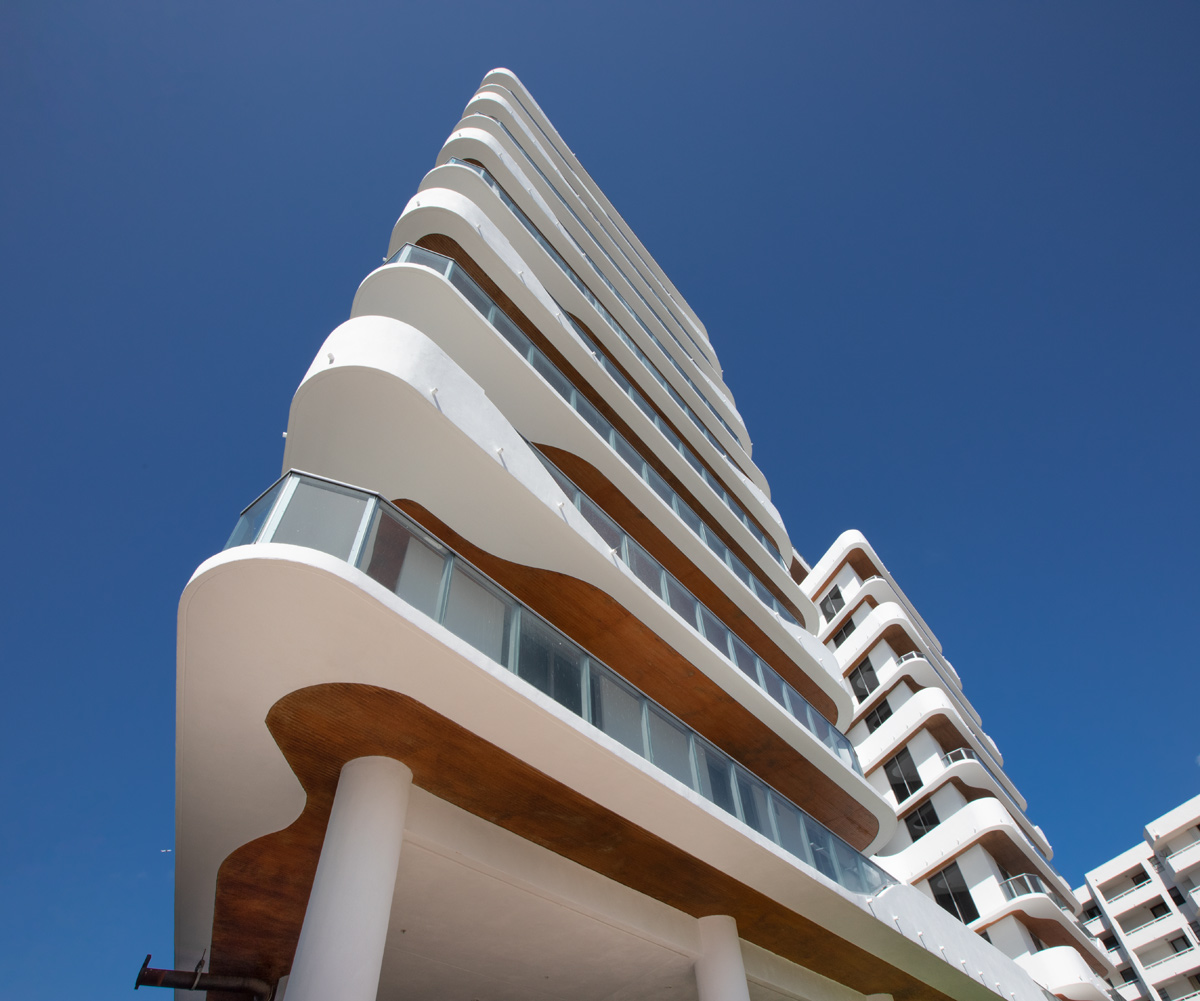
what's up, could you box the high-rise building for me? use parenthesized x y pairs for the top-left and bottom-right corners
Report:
(1074, 795), (1200, 1001)
(170, 69), (1110, 1001)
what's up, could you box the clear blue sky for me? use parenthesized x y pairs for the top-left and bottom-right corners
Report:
(2, 2), (1197, 998)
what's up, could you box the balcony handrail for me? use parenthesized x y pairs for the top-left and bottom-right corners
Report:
(999, 872), (1068, 910)
(1141, 944), (1194, 970)
(1126, 913), (1179, 936)
(382, 242), (793, 608)
(532, 447), (862, 774)
(223, 470), (895, 899)
(442, 157), (773, 556)
(1167, 838), (1200, 859)
(1105, 882), (1154, 904)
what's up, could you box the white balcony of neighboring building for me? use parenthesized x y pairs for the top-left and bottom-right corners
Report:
(857, 687), (1045, 857)
(1138, 944), (1199, 984)
(1145, 795), (1200, 853)
(876, 797), (1073, 907)
(1110, 977), (1150, 1001)
(1120, 911), (1187, 953)
(1015, 945), (1117, 1001)
(1103, 879), (1161, 915)
(1165, 840), (1200, 882)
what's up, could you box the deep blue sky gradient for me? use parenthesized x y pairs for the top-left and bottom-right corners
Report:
(2, 2), (1197, 998)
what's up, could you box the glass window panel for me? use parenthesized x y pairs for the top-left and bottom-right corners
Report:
(531, 351), (574, 401)
(761, 667), (788, 709)
(735, 770), (772, 837)
(771, 800), (815, 868)
(578, 495), (624, 550)
(269, 478), (368, 561)
(633, 392), (658, 424)
(405, 245), (450, 274)
(664, 575), (699, 626)
(516, 615), (584, 716)
(613, 434), (644, 475)
(626, 540), (665, 598)
(573, 393), (611, 439)
(390, 529), (445, 618)
(675, 500), (704, 537)
(492, 310), (531, 354)
(703, 528), (730, 565)
(730, 637), (760, 682)
(447, 263), (494, 316)
(442, 562), (512, 664)
(698, 606), (732, 658)
(645, 707), (694, 789)
(728, 556), (753, 588)
(696, 744), (736, 814)
(644, 465), (676, 508)
(807, 821), (840, 882)
(590, 671), (645, 755)
(225, 479), (285, 549)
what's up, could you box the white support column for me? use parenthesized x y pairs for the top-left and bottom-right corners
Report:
(286, 755), (413, 1001)
(695, 914), (752, 1001)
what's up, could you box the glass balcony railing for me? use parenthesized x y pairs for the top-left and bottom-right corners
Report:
(486, 90), (718, 371)
(442, 157), (763, 506)
(223, 471), (894, 897)
(381, 244), (792, 613)
(448, 138), (735, 450)
(999, 873), (1069, 911)
(942, 747), (978, 767)
(533, 449), (860, 774)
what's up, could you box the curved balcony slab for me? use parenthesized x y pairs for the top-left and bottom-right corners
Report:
(175, 544), (1047, 1001)
(447, 96), (745, 447)
(344, 259), (826, 689)
(973, 893), (1113, 978)
(1015, 946), (1116, 1001)
(1122, 913), (1185, 952)
(859, 687), (1032, 832)
(877, 798), (1073, 906)
(377, 169), (797, 606)
(477, 70), (719, 377)
(803, 531), (944, 654)
(279, 315), (884, 839)
(1165, 840), (1200, 880)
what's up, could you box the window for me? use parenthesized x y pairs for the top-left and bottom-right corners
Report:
(1169, 936), (1190, 954)
(904, 800), (940, 842)
(1030, 929), (1045, 952)
(1085, 905), (1102, 920)
(1102, 936), (1118, 952)
(883, 747), (923, 802)
(848, 658), (879, 702)
(1121, 969), (1137, 984)
(1131, 868), (1151, 886)
(820, 584), (845, 622)
(929, 861), (980, 924)
(1169, 887), (1185, 906)
(1151, 901), (1170, 920)
(831, 619), (857, 648)
(864, 699), (893, 733)
(980, 930), (992, 944)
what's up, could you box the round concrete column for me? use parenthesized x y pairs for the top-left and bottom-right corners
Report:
(286, 756), (413, 1001)
(695, 914), (752, 1001)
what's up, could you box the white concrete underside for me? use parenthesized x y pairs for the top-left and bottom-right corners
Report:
(371, 788), (854, 1001)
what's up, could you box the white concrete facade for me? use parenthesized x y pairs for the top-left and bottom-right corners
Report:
(802, 532), (1115, 1001)
(171, 69), (1090, 1001)
(1075, 795), (1200, 1001)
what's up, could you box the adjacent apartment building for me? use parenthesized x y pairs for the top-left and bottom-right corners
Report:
(1074, 795), (1200, 1001)
(171, 69), (1114, 1001)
